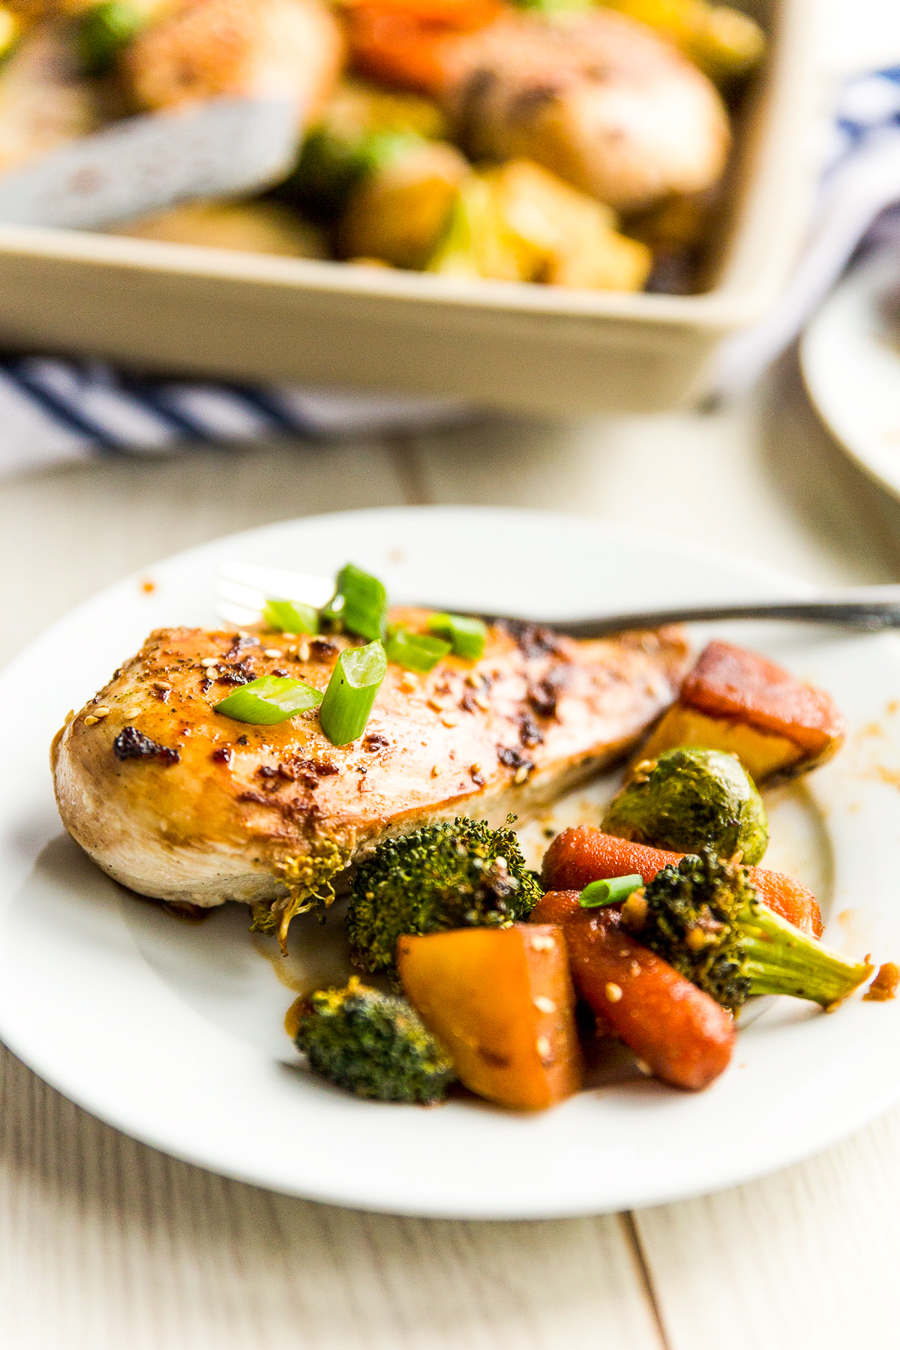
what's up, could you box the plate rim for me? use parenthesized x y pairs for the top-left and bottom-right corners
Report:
(801, 248), (900, 502)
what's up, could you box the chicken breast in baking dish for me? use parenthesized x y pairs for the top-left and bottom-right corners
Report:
(441, 10), (730, 212)
(52, 611), (690, 942)
(125, 0), (344, 121)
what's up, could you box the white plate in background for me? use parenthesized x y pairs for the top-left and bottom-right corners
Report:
(802, 249), (900, 500)
(1, 506), (899, 1219)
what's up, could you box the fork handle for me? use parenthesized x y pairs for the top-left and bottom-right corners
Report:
(479, 588), (900, 639)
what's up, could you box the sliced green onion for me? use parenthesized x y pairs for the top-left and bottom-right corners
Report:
(214, 676), (323, 725)
(321, 563), (388, 642)
(427, 612), (487, 661)
(263, 597), (319, 635)
(579, 875), (644, 908)
(384, 626), (451, 673)
(319, 641), (387, 745)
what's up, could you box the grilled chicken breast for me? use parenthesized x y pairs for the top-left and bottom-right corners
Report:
(442, 11), (730, 212)
(52, 612), (689, 941)
(126, 0), (344, 122)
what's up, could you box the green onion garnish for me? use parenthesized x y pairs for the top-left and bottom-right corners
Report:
(427, 612), (487, 661)
(579, 875), (644, 908)
(384, 626), (451, 673)
(319, 640), (387, 745)
(214, 676), (323, 725)
(321, 563), (387, 642)
(263, 597), (319, 635)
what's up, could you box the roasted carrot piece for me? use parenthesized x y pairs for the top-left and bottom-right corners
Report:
(531, 891), (735, 1091)
(542, 826), (824, 937)
(344, 0), (501, 93)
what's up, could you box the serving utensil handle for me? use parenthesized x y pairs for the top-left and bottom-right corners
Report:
(483, 588), (900, 638)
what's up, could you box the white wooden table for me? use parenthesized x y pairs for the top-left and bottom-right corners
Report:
(3, 349), (900, 1350)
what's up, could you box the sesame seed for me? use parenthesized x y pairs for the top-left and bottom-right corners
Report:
(470, 760), (482, 775)
(533, 995), (556, 1014)
(513, 765), (530, 785)
(200, 657), (218, 669)
(427, 696), (446, 712)
(441, 713), (459, 728)
(622, 891), (648, 929)
(530, 934), (555, 952)
(536, 1035), (552, 1061)
(635, 1059), (653, 1076)
(154, 681), (171, 691)
(605, 982), (623, 1003)
(298, 641), (310, 662)
(431, 763), (445, 777)
(83, 715), (99, 726)
(93, 707), (111, 719)
(464, 672), (483, 689)
(474, 693), (490, 712)
(263, 648), (281, 658)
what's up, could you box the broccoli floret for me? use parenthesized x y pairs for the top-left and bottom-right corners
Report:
(347, 816), (542, 972)
(624, 849), (871, 1013)
(293, 978), (455, 1103)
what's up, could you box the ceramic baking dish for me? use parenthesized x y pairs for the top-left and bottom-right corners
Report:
(0, 0), (818, 415)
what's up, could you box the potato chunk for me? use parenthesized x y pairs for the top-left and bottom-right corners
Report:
(641, 640), (846, 783)
(397, 924), (582, 1111)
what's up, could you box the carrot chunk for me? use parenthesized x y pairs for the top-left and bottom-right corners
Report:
(531, 891), (735, 1091)
(542, 826), (823, 937)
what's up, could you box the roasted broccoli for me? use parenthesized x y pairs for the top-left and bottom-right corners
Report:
(347, 816), (543, 972)
(621, 849), (871, 1013)
(293, 978), (455, 1103)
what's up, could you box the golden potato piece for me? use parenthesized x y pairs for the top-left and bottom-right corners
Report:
(640, 640), (846, 784)
(397, 923), (583, 1112)
(429, 158), (651, 290)
(339, 139), (469, 270)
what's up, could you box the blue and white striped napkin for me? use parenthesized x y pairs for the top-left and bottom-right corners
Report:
(715, 65), (900, 396)
(0, 355), (472, 478)
(2, 67), (899, 475)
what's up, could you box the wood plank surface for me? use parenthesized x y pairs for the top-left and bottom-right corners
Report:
(634, 1108), (900, 1350)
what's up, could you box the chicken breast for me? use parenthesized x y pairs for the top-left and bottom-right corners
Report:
(125, 0), (344, 122)
(52, 612), (690, 943)
(442, 11), (730, 212)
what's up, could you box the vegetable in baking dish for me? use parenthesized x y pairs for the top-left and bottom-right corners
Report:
(0, 0), (768, 293)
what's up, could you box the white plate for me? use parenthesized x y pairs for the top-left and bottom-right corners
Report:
(801, 249), (900, 500)
(2, 506), (900, 1220)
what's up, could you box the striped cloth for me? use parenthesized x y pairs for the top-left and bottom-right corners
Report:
(0, 357), (471, 477)
(2, 68), (899, 474)
(715, 65), (900, 396)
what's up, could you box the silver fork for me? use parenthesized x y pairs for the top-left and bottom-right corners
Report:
(214, 561), (900, 636)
